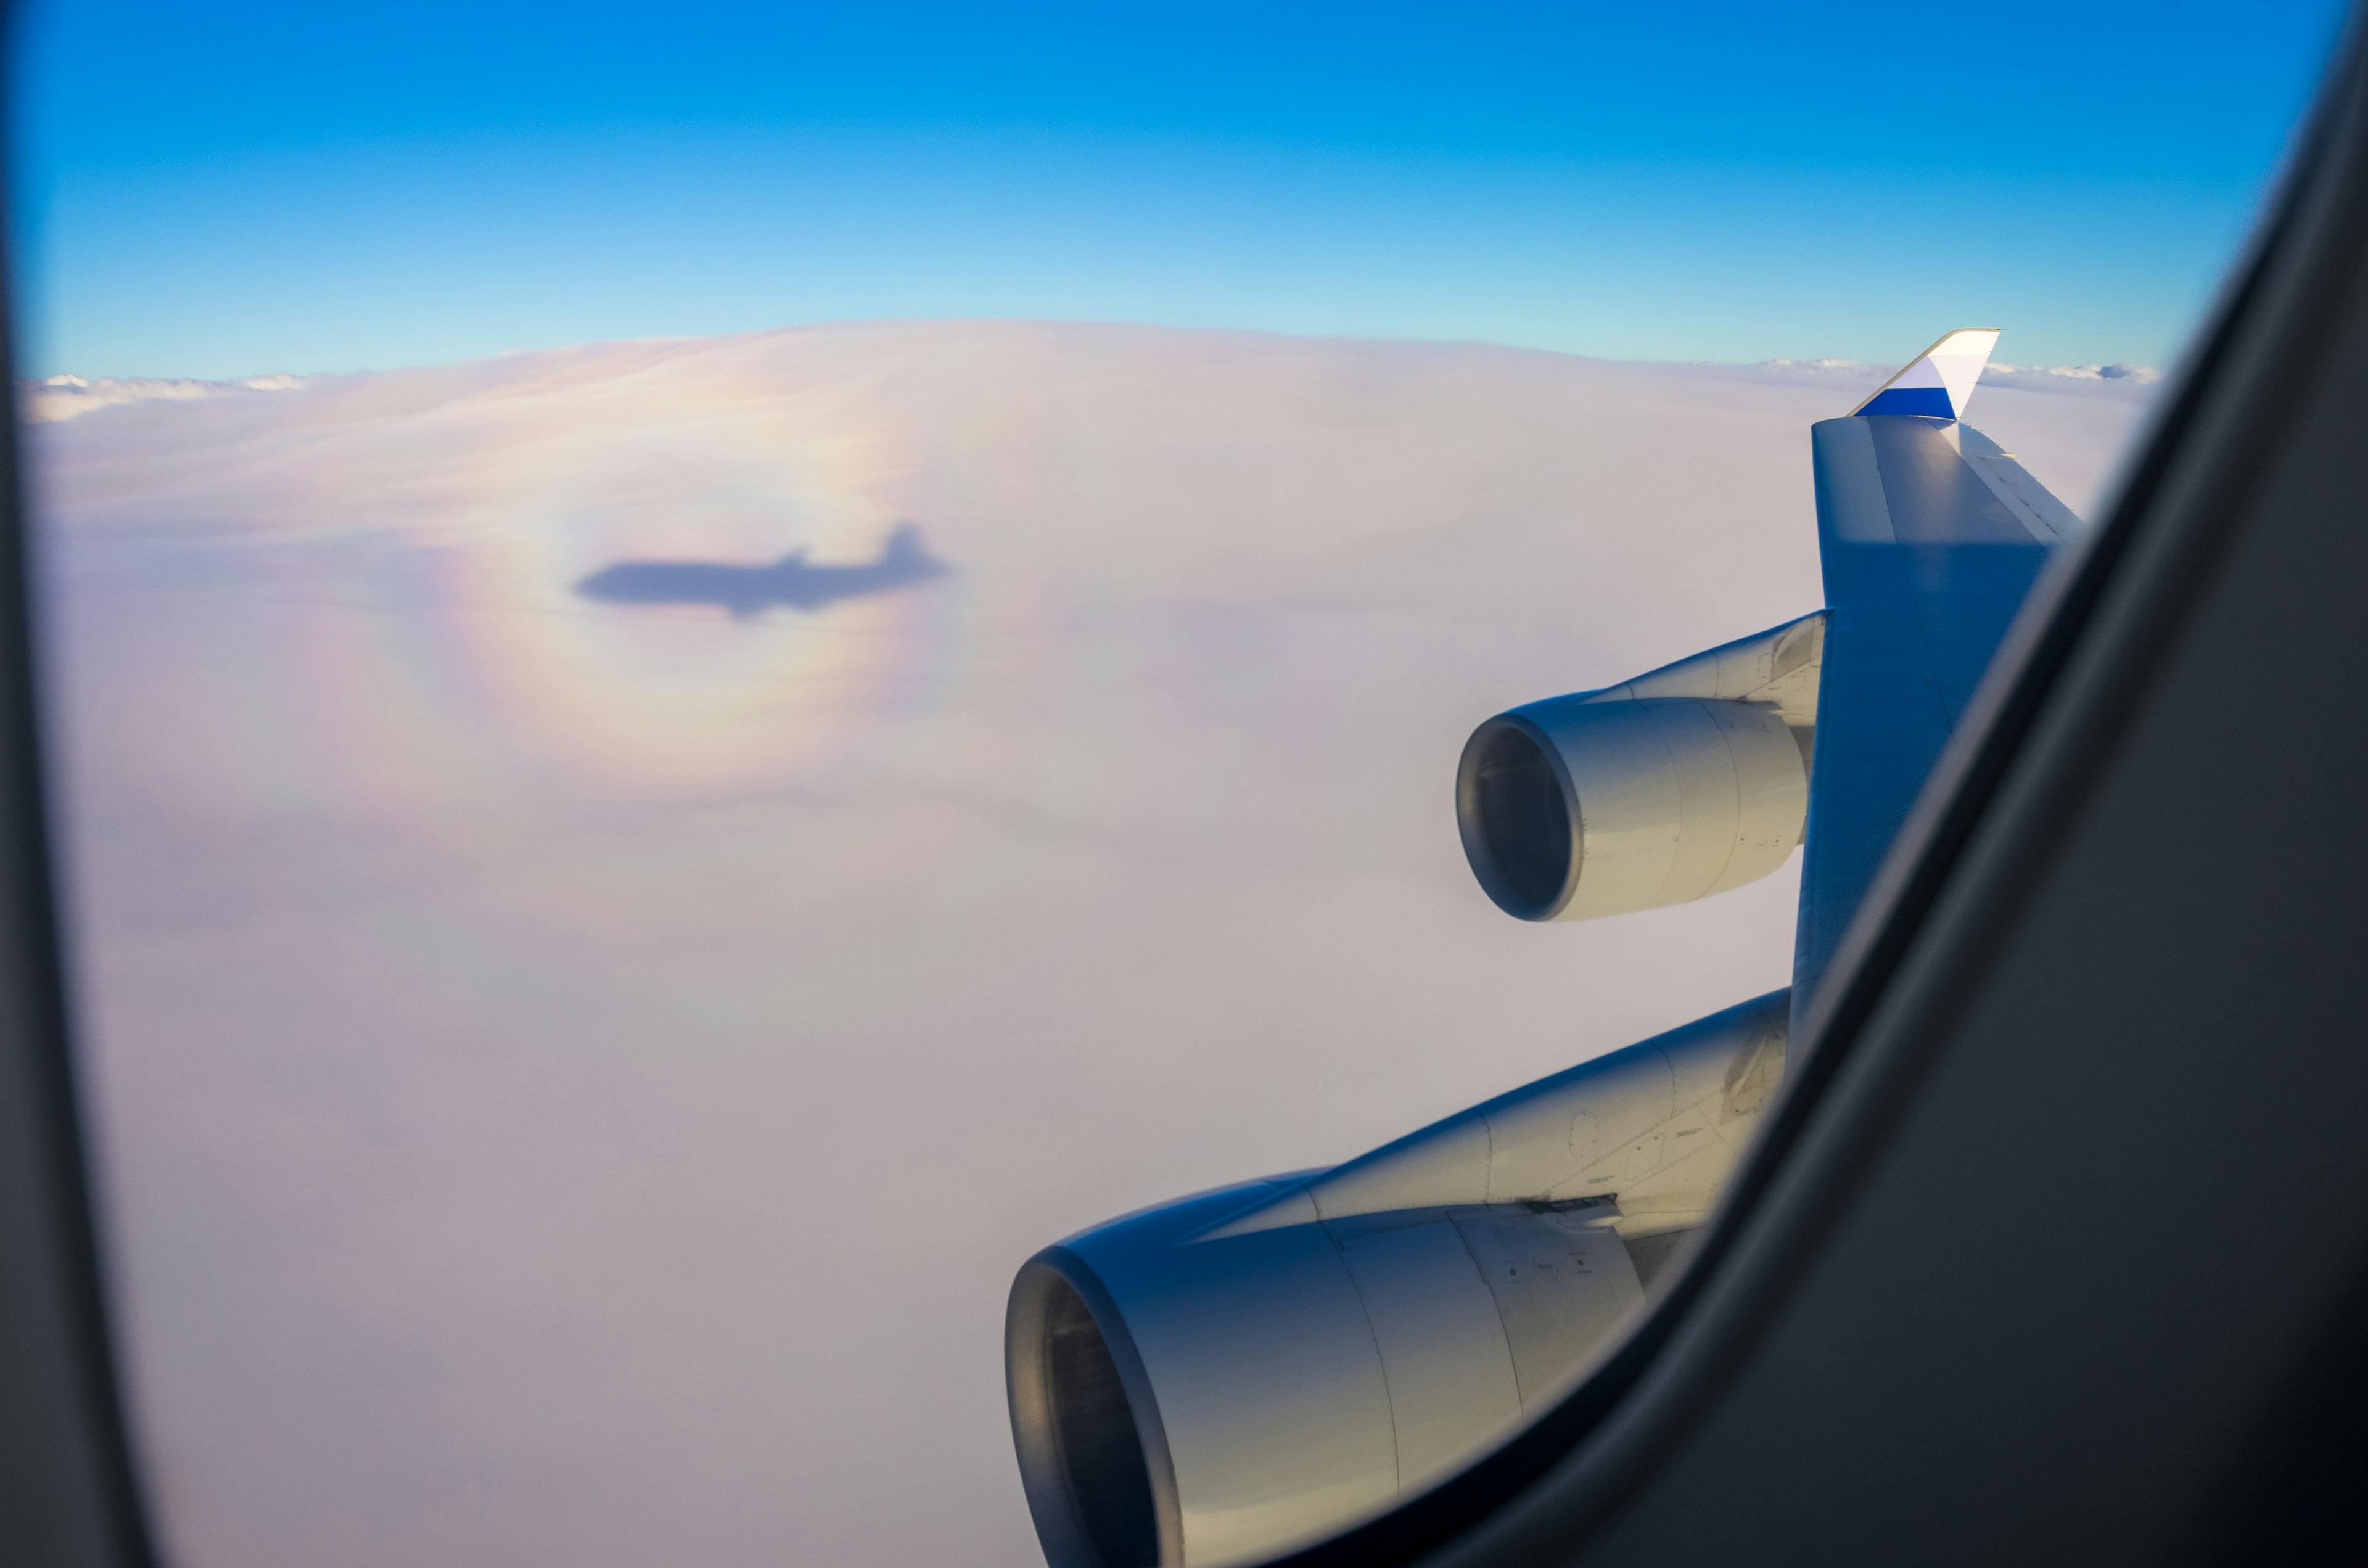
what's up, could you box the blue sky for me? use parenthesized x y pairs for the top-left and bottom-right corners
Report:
(10, 0), (2351, 379)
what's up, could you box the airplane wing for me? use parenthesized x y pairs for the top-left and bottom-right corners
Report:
(1793, 329), (2079, 1015)
(1003, 330), (2094, 1568)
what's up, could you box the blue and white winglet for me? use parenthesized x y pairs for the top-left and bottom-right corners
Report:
(1848, 327), (2001, 419)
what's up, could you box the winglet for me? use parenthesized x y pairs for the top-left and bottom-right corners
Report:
(1849, 328), (2001, 420)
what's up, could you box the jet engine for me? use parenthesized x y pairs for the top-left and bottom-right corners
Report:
(1456, 615), (1823, 921)
(1005, 992), (1788, 1568)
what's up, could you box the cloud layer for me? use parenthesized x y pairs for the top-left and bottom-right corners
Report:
(30, 322), (2159, 1568)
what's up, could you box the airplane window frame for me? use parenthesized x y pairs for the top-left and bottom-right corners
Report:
(0, 15), (2362, 1568)
(0, 265), (160, 1568)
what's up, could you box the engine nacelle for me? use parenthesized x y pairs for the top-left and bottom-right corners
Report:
(1006, 992), (1790, 1568)
(1008, 1191), (1641, 1568)
(1457, 696), (1807, 921)
(1455, 615), (1822, 922)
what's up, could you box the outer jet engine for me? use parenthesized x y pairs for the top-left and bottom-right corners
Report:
(1006, 329), (2077, 1568)
(1457, 614), (1822, 921)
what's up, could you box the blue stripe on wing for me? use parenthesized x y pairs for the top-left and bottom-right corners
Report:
(1855, 387), (1957, 418)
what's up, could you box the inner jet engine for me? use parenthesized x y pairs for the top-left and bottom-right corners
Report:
(1458, 614), (1823, 921)
(1006, 991), (1790, 1568)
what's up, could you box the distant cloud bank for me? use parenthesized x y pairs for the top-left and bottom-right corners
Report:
(1987, 361), (2164, 384)
(17, 333), (2166, 427)
(1750, 356), (2164, 399)
(19, 371), (307, 424)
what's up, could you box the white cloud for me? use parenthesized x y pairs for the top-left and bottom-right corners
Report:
(1733, 355), (2164, 399)
(18, 371), (307, 424)
(1980, 360), (2165, 398)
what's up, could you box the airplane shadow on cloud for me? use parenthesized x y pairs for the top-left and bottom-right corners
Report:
(575, 522), (949, 618)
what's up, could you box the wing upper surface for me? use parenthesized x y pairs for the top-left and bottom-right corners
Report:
(1792, 413), (2062, 1018)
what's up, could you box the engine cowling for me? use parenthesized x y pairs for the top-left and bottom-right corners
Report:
(1457, 695), (1807, 922)
(1008, 1190), (1641, 1568)
(1005, 992), (1790, 1568)
(1455, 614), (1823, 923)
